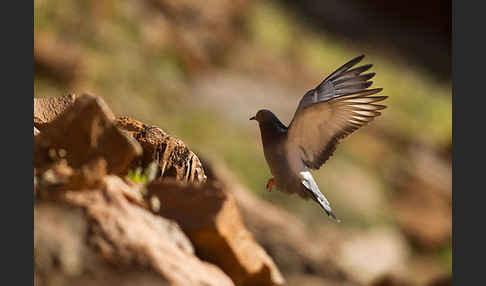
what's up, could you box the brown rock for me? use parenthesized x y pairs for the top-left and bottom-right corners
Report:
(146, 0), (249, 75)
(35, 175), (234, 286)
(115, 115), (147, 133)
(286, 275), (358, 286)
(147, 178), (284, 286)
(34, 127), (40, 136)
(116, 116), (206, 184)
(427, 275), (452, 286)
(35, 158), (109, 202)
(34, 31), (82, 85)
(34, 94), (76, 129)
(205, 160), (344, 278)
(372, 275), (412, 286)
(35, 203), (173, 286)
(392, 147), (452, 250)
(233, 176), (339, 275)
(204, 160), (414, 286)
(334, 228), (410, 286)
(406, 256), (449, 286)
(34, 94), (141, 175)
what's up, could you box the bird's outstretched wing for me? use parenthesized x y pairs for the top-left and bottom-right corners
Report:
(287, 55), (387, 170)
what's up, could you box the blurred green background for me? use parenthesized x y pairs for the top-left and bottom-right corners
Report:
(34, 0), (451, 284)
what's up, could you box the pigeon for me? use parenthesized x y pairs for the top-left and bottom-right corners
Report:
(250, 55), (387, 222)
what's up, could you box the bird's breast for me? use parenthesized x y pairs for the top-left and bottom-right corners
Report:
(262, 139), (302, 193)
(262, 139), (286, 175)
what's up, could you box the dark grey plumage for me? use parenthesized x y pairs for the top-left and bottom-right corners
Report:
(250, 55), (387, 221)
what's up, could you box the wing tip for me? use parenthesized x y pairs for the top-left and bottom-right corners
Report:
(359, 63), (373, 71)
(365, 88), (384, 96)
(364, 72), (376, 80)
(355, 54), (365, 61)
(373, 87), (384, 93)
(348, 54), (365, 67)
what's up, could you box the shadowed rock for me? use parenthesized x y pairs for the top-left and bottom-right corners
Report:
(34, 94), (142, 175)
(203, 159), (411, 286)
(34, 31), (82, 85)
(116, 116), (206, 184)
(147, 178), (284, 286)
(35, 175), (234, 286)
(392, 147), (452, 250)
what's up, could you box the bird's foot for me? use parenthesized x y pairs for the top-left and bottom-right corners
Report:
(266, 178), (275, 192)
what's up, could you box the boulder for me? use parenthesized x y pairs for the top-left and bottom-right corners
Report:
(116, 116), (206, 184)
(205, 159), (411, 286)
(34, 94), (77, 129)
(147, 178), (284, 286)
(35, 175), (234, 286)
(427, 275), (452, 286)
(392, 147), (452, 250)
(34, 31), (82, 85)
(205, 160), (344, 278)
(146, 0), (250, 74)
(34, 94), (142, 175)
(334, 228), (410, 286)
(286, 275), (359, 286)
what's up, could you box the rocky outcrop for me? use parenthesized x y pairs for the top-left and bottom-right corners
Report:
(34, 94), (141, 175)
(34, 31), (82, 85)
(148, 179), (284, 286)
(392, 147), (452, 250)
(34, 93), (449, 286)
(145, 0), (250, 74)
(34, 93), (281, 286)
(116, 116), (206, 184)
(35, 177), (234, 286)
(34, 94), (77, 129)
(203, 160), (414, 286)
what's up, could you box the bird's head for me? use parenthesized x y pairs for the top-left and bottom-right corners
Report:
(249, 109), (276, 124)
(250, 109), (288, 135)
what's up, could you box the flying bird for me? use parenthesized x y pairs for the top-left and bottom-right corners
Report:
(250, 55), (387, 222)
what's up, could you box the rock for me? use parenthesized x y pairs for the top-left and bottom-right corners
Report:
(205, 160), (345, 279)
(34, 127), (40, 136)
(233, 176), (338, 275)
(204, 159), (414, 286)
(427, 275), (452, 286)
(372, 275), (413, 286)
(34, 94), (77, 129)
(34, 31), (82, 85)
(35, 175), (234, 286)
(392, 147), (452, 250)
(147, 178), (284, 286)
(116, 116), (206, 184)
(35, 203), (175, 286)
(36, 159), (98, 197)
(334, 228), (410, 286)
(286, 275), (358, 286)
(115, 115), (146, 133)
(34, 94), (141, 175)
(405, 256), (449, 286)
(146, 0), (249, 74)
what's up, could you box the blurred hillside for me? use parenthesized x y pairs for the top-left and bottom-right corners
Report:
(34, 0), (451, 285)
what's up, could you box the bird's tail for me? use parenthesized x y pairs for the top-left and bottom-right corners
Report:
(312, 191), (340, 223)
(300, 171), (341, 222)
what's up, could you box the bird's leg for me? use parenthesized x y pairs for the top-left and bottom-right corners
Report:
(266, 178), (275, 192)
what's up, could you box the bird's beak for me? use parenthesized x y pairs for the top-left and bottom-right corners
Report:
(249, 116), (256, 121)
